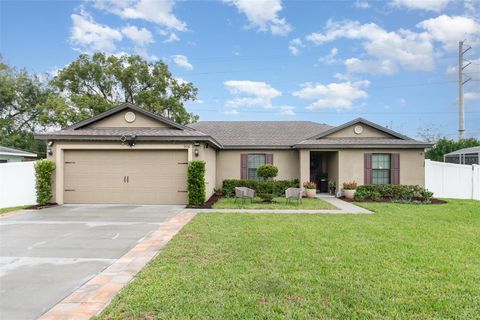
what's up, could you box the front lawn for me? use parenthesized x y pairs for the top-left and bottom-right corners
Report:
(98, 200), (480, 319)
(0, 205), (30, 215)
(212, 197), (336, 209)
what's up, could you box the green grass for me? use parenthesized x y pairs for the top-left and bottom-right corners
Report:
(98, 200), (480, 320)
(212, 197), (336, 209)
(0, 205), (30, 215)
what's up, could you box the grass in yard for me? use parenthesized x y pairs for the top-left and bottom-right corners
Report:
(0, 205), (30, 215)
(97, 200), (480, 320)
(212, 197), (336, 209)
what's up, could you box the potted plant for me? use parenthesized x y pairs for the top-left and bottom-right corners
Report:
(342, 181), (357, 199)
(303, 181), (317, 198)
(328, 180), (336, 195)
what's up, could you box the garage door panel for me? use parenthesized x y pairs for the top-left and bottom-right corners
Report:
(63, 150), (188, 204)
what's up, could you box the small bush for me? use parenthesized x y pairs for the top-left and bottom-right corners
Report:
(34, 159), (56, 205)
(187, 160), (206, 206)
(354, 184), (433, 203)
(222, 179), (299, 197)
(343, 181), (358, 190)
(258, 193), (275, 202)
(256, 164), (278, 180)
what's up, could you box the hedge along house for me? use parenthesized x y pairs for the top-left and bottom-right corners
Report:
(36, 103), (432, 205)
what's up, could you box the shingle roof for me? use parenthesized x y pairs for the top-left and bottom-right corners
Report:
(294, 138), (432, 148)
(39, 128), (209, 137)
(0, 145), (37, 157)
(188, 121), (333, 148)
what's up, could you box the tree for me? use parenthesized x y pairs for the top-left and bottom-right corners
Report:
(0, 56), (50, 155)
(256, 164), (278, 180)
(425, 137), (480, 161)
(49, 53), (199, 126)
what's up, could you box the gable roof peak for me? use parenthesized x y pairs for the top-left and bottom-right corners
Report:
(65, 102), (195, 131)
(308, 117), (413, 141)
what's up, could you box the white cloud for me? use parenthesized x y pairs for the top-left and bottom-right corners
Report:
(134, 46), (158, 61)
(417, 15), (480, 50)
(95, 0), (186, 31)
(353, 1), (370, 9)
(293, 80), (369, 110)
(163, 32), (180, 43)
(345, 58), (397, 75)
(319, 47), (339, 64)
(288, 38), (304, 55)
(121, 25), (153, 46)
(171, 55), (193, 70)
(225, 0), (292, 36)
(465, 92), (480, 101)
(279, 106), (295, 115)
(224, 80), (281, 108)
(70, 10), (122, 52)
(391, 0), (451, 12)
(306, 20), (434, 73)
(224, 109), (240, 115)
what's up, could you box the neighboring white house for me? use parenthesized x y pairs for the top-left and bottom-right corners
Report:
(0, 145), (37, 163)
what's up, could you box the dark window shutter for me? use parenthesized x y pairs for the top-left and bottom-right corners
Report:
(266, 154), (273, 165)
(364, 153), (372, 184)
(391, 153), (400, 185)
(241, 154), (248, 180)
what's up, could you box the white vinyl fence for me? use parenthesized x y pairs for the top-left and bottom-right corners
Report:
(425, 160), (480, 200)
(0, 162), (37, 208)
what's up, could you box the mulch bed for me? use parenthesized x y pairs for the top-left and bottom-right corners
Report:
(26, 203), (58, 210)
(340, 197), (447, 204)
(186, 193), (221, 209)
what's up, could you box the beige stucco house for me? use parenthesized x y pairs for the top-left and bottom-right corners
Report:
(36, 103), (432, 205)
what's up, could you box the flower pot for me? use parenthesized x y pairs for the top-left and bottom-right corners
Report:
(304, 188), (316, 198)
(343, 189), (356, 200)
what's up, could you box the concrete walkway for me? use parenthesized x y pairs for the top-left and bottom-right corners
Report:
(186, 196), (372, 214)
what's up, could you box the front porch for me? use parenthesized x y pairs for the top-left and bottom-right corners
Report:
(299, 150), (339, 193)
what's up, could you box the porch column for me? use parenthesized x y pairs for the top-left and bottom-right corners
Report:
(299, 149), (310, 184)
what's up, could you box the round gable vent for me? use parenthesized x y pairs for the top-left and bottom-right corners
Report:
(125, 111), (136, 123)
(354, 125), (364, 135)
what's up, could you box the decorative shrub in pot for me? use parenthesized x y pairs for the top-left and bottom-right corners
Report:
(303, 181), (317, 198)
(342, 181), (357, 199)
(328, 180), (336, 195)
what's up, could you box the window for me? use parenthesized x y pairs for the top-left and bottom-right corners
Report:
(372, 154), (391, 185)
(247, 154), (266, 180)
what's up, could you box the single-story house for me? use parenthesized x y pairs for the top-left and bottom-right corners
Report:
(0, 145), (37, 163)
(444, 146), (480, 165)
(36, 103), (432, 205)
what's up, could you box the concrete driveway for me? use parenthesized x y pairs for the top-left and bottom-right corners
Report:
(0, 205), (184, 320)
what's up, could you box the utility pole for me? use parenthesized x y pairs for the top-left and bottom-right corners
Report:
(458, 40), (471, 140)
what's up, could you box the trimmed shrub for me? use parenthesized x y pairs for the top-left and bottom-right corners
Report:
(187, 160), (206, 206)
(256, 164), (278, 180)
(34, 159), (56, 205)
(354, 184), (433, 203)
(222, 179), (299, 197)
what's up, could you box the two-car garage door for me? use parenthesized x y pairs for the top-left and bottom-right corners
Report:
(63, 150), (188, 204)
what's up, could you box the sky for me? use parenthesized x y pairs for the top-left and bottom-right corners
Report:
(1, 0), (479, 139)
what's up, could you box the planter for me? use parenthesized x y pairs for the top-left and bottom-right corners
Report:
(304, 188), (317, 198)
(343, 189), (356, 200)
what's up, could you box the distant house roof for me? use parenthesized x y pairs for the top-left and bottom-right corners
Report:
(445, 146), (480, 156)
(188, 121), (333, 149)
(0, 145), (37, 158)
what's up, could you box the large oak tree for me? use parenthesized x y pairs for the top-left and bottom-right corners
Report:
(49, 53), (199, 127)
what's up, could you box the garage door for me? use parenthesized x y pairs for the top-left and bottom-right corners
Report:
(63, 150), (188, 204)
